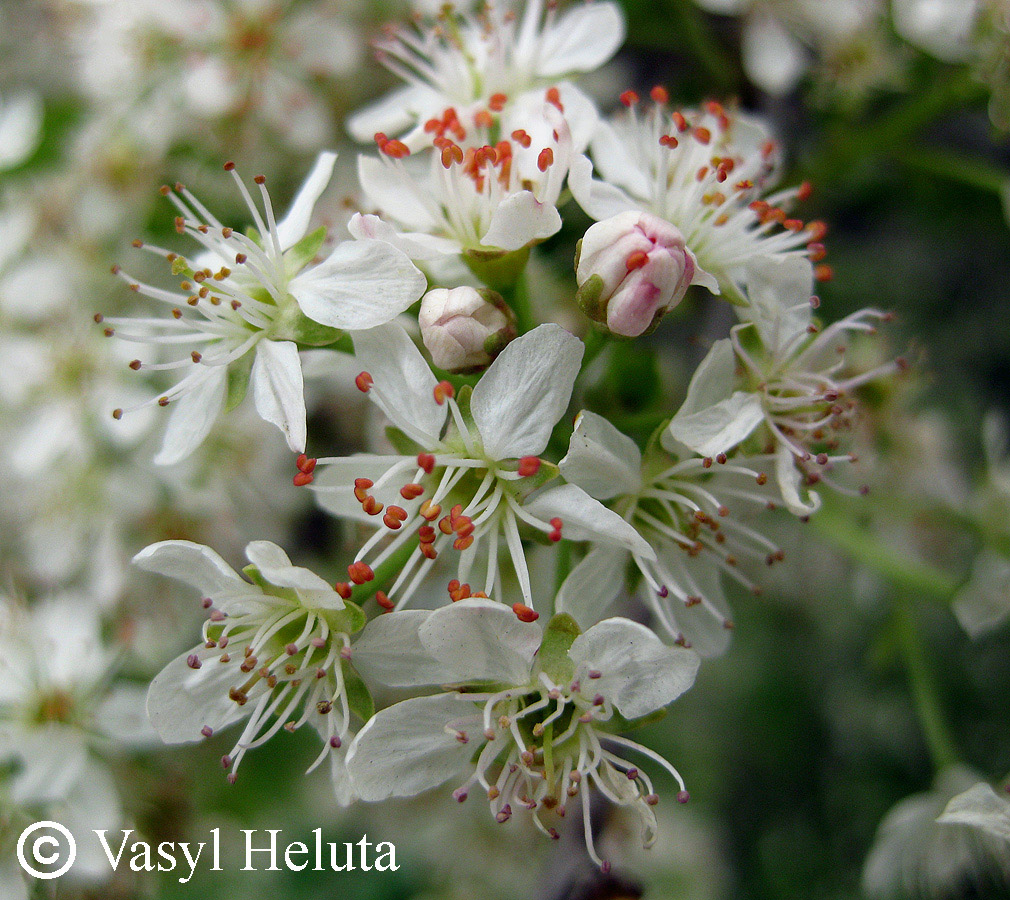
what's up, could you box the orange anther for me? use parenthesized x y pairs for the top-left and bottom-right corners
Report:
(420, 500), (442, 521)
(348, 562), (374, 585)
(537, 148), (554, 172)
(650, 85), (669, 104)
(334, 582), (352, 599)
(626, 250), (649, 271)
(434, 381), (455, 404)
(512, 603), (540, 623)
(518, 456), (541, 477)
(355, 372), (373, 392)
(620, 90), (640, 107)
(400, 483), (424, 500)
(489, 92), (507, 112)
(293, 472), (314, 487)
(376, 590), (394, 610)
(417, 452), (436, 473)
(453, 535), (474, 551)
(545, 87), (563, 111)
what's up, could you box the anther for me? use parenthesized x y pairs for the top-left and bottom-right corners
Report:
(201, 726), (213, 738)
(512, 603), (539, 623)
(548, 517), (563, 542)
(518, 456), (541, 477)
(355, 371), (373, 392)
(433, 381), (455, 404)
(187, 654), (202, 670)
(620, 90), (640, 107)
(537, 148), (554, 172)
(348, 562), (374, 585)
(400, 483), (424, 500)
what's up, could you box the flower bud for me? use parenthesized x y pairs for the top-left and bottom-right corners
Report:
(419, 287), (517, 373)
(575, 210), (706, 337)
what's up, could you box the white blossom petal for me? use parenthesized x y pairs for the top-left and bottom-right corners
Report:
(132, 540), (245, 596)
(569, 618), (700, 719)
(275, 151), (337, 250)
(741, 11), (809, 96)
(776, 442), (821, 515)
(289, 240), (427, 330)
(537, 2), (626, 76)
(153, 364), (228, 466)
(667, 391), (765, 458)
(243, 540), (344, 609)
(480, 191), (562, 251)
(346, 693), (480, 800)
(938, 783), (1010, 841)
(251, 339), (307, 453)
(348, 213), (460, 261)
(560, 410), (642, 499)
(471, 323), (583, 459)
(349, 610), (451, 687)
(569, 153), (639, 221)
(146, 650), (246, 744)
(740, 256), (814, 355)
(556, 545), (628, 629)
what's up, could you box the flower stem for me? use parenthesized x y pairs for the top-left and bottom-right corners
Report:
(502, 272), (536, 335)
(893, 597), (960, 772)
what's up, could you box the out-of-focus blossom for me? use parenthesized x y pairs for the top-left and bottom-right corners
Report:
(0, 91), (43, 171)
(939, 782), (1010, 841)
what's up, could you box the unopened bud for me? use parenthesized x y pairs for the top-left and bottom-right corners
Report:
(419, 287), (517, 373)
(576, 211), (710, 337)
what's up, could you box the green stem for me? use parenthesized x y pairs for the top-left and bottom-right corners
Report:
(554, 540), (572, 596)
(505, 272), (536, 335)
(809, 501), (960, 602)
(893, 597), (960, 772)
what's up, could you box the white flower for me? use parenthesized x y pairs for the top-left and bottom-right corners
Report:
(310, 321), (653, 614)
(0, 91), (43, 171)
(576, 210), (709, 337)
(347, 0), (624, 151)
(104, 152), (426, 464)
(863, 765), (1010, 898)
(893, 0), (981, 63)
(419, 286), (517, 372)
(345, 599), (699, 871)
(570, 94), (827, 301)
(666, 256), (896, 514)
(939, 782), (1010, 842)
(557, 410), (781, 656)
(135, 539), (381, 801)
(350, 101), (573, 265)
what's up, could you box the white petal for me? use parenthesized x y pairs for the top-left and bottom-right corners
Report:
(94, 685), (159, 747)
(590, 121), (653, 199)
(649, 547), (734, 657)
(243, 540), (344, 609)
(952, 551), (1010, 638)
(290, 239), (427, 330)
(147, 651), (246, 744)
(350, 610), (451, 687)
(481, 191), (562, 251)
(672, 338), (738, 418)
(667, 391), (765, 457)
(569, 153), (639, 221)
(560, 410), (642, 499)
(741, 12), (809, 96)
(471, 323), (583, 459)
(524, 483), (656, 559)
(556, 545), (628, 629)
(419, 598), (540, 686)
(0, 92), (43, 171)
(275, 151), (337, 250)
(570, 618), (700, 719)
(348, 213), (460, 260)
(740, 256), (814, 355)
(938, 783), (1010, 841)
(153, 364), (228, 465)
(346, 693), (480, 800)
(132, 540), (245, 595)
(538, 1), (626, 75)
(251, 339), (307, 452)
(776, 442), (821, 515)
(552, 83), (601, 154)
(346, 84), (438, 143)
(357, 154), (437, 231)
(351, 322), (445, 443)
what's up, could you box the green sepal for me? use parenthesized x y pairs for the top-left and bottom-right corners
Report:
(455, 384), (475, 431)
(598, 706), (668, 734)
(536, 613), (581, 685)
(322, 600), (366, 636)
(284, 225), (327, 276)
(385, 426), (423, 456)
(514, 460), (560, 500)
(242, 563), (269, 589)
(463, 245), (530, 291)
(575, 273), (607, 324)
(640, 417), (677, 481)
(341, 659), (375, 724)
(226, 354), (254, 412)
(269, 303), (343, 347)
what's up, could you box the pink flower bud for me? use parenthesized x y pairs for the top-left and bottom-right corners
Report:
(419, 287), (517, 373)
(576, 211), (706, 337)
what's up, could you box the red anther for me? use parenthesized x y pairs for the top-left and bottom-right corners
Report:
(806, 220), (828, 241)
(382, 513), (403, 530)
(455, 520), (475, 539)
(512, 603), (540, 623)
(374, 132), (389, 148)
(297, 456), (317, 474)
(420, 499), (442, 521)
(381, 139), (410, 159)
(235, 253), (248, 264)
(375, 590), (395, 611)
(807, 242), (827, 262)
(387, 505), (408, 521)
(474, 109), (494, 128)
(626, 250), (649, 271)
(545, 86), (563, 111)
(421, 544), (438, 560)
(735, 179), (754, 191)
(762, 140), (776, 158)
(223, 161), (236, 171)
(335, 582), (352, 599)
(650, 85), (670, 104)
(354, 477), (374, 490)
(696, 166), (709, 182)
(438, 516), (454, 535)
(756, 473), (768, 485)
(489, 92), (507, 112)
(441, 144), (464, 167)
(453, 535), (474, 551)
(549, 517), (563, 542)
(253, 175), (266, 185)
(362, 496), (384, 516)
(814, 264), (834, 283)
(348, 562), (374, 585)
(518, 456), (541, 477)
(511, 129), (533, 149)
(694, 127), (711, 144)
(417, 452), (436, 473)
(418, 525), (436, 543)
(449, 503), (463, 520)
(619, 89), (640, 107)
(677, 790), (691, 804)
(672, 111), (688, 132)
(784, 219), (804, 232)
(293, 472), (314, 487)
(400, 483), (424, 500)
(659, 134), (679, 148)
(796, 181), (813, 202)
(537, 148), (554, 172)
(355, 371), (373, 392)
(433, 381), (455, 404)
(448, 579), (460, 593)
(702, 457), (713, 468)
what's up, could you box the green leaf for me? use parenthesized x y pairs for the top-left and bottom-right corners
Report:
(342, 659), (375, 724)
(226, 355), (253, 412)
(537, 613), (581, 684)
